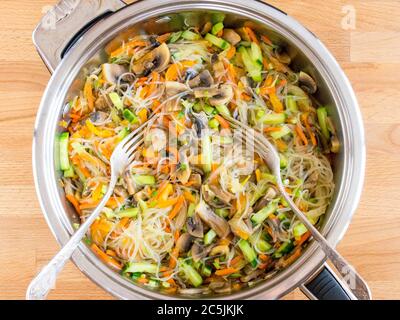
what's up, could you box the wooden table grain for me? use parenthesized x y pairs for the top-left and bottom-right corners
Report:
(0, 0), (399, 300)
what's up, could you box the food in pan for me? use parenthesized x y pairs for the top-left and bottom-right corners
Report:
(58, 20), (339, 295)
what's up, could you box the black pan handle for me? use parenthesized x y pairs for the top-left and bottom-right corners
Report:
(301, 264), (360, 300)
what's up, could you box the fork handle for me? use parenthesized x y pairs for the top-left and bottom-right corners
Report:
(26, 176), (117, 300)
(278, 185), (371, 300)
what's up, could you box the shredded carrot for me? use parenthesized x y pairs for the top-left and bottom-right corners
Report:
(259, 254), (269, 262)
(169, 247), (179, 269)
(275, 139), (288, 152)
(137, 108), (148, 123)
(230, 255), (243, 267)
(165, 60), (196, 81)
(156, 32), (171, 43)
(295, 231), (311, 246)
(156, 197), (179, 208)
(168, 195), (185, 220)
(110, 40), (148, 58)
(66, 194), (81, 215)
(215, 267), (237, 276)
(280, 247), (302, 268)
(174, 230), (180, 242)
(301, 113), (317, 146)
(91, 243), (122, 270)
(269, 91), (284, 112)
(137, 277), (149, 284)
(295, 123), (309, 146)
(214, 114), (230, 129)
(183, 190), (196, 203)
(244, 27), (259, 44)
(255, 169), (261, 183)
(92, 183), (104, 202)
(261, 34), (273, 45)
(83, 80), (94, 111)
(226, 45), (236, 59)
(263, 126), (282, 133)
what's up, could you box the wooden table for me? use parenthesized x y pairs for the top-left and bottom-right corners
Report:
(0, 0), (399, 300)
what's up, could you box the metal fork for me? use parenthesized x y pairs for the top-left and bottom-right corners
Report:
(26, 121), (148, 300)
(221, 114), (371, 300)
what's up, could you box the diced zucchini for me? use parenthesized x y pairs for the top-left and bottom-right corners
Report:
(238, 46), (262, 82)
(202, 104), (216, 115)
(201, 265), (212, 277)
(208, 118), (220, 129)
(293, 223), (308, 239)
(133, 175), (156, 185)
(317, 107), (330, 139)
(63, 165), (75, 178)
(237, 239), (257, 268)
(181, 30), (201, 41)
(262, 112), (286, 125)
(260, 172), (276, 183)
(117, 207), (139, 218)
(117, 127), (130, 141)
(123, 109), (139, 123)
(250, 42), (263, 66)
(270, 125), (291, 140)
(179, 260), (203, 287)
(273, 240), (294, 258)
(211, 22), (224, 35)
(215, 104), (231, 117)
(109, 92), (123, 110)
(251, 200), (278, 224)
(59, 132), (70, 171)
(215, 208), (229, 218)
(204, 229), (217, 245)
(125, 262), (158, 274)
(286, 95), (298, 113)
(169, 31), (182, 43)
(205, 33), (230, 50)
(187, 203), (196, 217)
(256, 239), (272, 252)
(279, 153), (288, 169)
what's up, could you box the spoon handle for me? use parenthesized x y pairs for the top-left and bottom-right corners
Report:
(26, 177), (116, 300)
(278, 184), (371, 300)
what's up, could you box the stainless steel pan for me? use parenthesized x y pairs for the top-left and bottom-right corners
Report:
(32, 0), (368, 300)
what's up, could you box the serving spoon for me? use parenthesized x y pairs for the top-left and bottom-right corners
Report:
(221, 113), (371, 300)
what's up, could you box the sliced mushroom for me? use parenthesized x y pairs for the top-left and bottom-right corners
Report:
(330, 135), (340, 153)
(210, 245), (230, 257)
(102, 63), (128, 84)
(253, 187), (277, 212)
(187, 173), (202, 189)
(222, 29), (241, 46)
(165, 81), (189, 97)
(124, 171), (136, 196)
(201, 22), (213, 35)
(174, 161), (191, 184)
(176, 233), (193, 253)
(191, 242), (203, 262)
(209, 185), (233, 205)
(188, 70), (214, 88)
(209, 84), (233, 106)
(196, 201), (231, 238)
(186, 213), (204, 238)
(90, 111), (109, 125)
(240, 269), (264, 283)
(239, 76), (253, 95)
(274, 47), (291, 64)
(228, 216), (253, 240)
(174, 204), (188, 231)
(299, 71), (317, 94)
(212, 60), (225, 79)
(146, 128), (167, 152)
(94, 95), (109, 111)
(131, 42), (171, 76)
(287, 84), (311, 111)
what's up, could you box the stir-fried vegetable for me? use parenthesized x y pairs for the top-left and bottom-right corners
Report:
(59, 20), (339, 295)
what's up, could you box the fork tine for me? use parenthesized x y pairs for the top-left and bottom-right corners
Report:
(127, 138), (144, 163)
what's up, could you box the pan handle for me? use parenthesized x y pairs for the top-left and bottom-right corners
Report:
(33, 0), (127, 73)
(300, 263), (371, 300)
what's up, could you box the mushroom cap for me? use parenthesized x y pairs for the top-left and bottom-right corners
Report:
(208, 84), (233, 106)
(131, 42), (171, 75)
(188, 70), (214, 88)
(195, 201), (231, 238)
(165, 81), (189, 97)
(298, 71), (317, 94)
(176, 233), (193, 253)
(102, 63), (128, 84)
(222, 29), (241, 46)
(186, 213), (204, 238)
